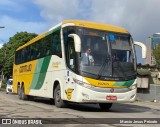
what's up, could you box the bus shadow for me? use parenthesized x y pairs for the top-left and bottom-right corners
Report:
(66, 103), (151, 113)
(31, 97), (54, 105)
(29, 96), (152, 113)
(9, 92), (152, 113)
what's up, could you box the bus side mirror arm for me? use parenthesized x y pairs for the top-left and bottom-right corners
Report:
(134, 41), (147, 58)
(68, 34), (81, 52)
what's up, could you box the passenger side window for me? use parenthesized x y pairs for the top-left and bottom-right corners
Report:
(26, 46), (31, 61)
(45, 36), (52, 56)
(15, 30), (62, 65)
(51, 30), (62, 57)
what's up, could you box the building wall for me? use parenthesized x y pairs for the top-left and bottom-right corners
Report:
(145, 38), (152, 65)
(144, 33), (160, 65)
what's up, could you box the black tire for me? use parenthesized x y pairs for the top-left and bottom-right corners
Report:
(54, 85), (67, 108)
(18, 86), (28, 100)
(21, 86), (28, 100)
(99, 103), (113, 111)
(18, 86), (22, 100)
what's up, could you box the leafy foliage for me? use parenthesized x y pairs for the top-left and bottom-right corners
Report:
(0, 32), (38, 79)
(137, 69), (151, 76)
(153, 44), (160, 65)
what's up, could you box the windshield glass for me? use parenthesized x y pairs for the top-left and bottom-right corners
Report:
(78, 28), (136, 80)
(79, 29), (112, 78)
(7, 80), (13, 85)
(63, 26), (136, 81)
(109, 33), (136, 79)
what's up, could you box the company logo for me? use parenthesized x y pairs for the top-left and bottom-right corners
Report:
(19, 64), (32, 73)
(98, 82), (110, 86)
(52, 61), (61, 68)
(2, 119), (11, 124)
(65, 89), (74, 100)
(110, 88), (115, 93)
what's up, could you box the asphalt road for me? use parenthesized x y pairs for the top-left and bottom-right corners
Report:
(0, 90), (160, 127)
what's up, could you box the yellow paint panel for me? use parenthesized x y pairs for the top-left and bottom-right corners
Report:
(62, 20), (129, 34)
(84, 77), (116, 88)
(13, 60), (38, 94)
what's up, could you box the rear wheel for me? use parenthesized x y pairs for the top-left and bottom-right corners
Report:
(99, 103), (113, 111)
(18, 85), (28, 100)
(18, 86), (22, 99)
(54, 85), (67, 108)
(21, 86), (28, 100)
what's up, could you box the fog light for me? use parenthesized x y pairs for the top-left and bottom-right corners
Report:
(73, 78), (93, 89)
(83, 83), (92, 88)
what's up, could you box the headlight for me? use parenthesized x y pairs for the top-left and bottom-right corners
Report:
(83, 83), (93, 88)
(73, 78), (93, 88)
(73, 78), (83, 85)
(129, 84), (137, 90)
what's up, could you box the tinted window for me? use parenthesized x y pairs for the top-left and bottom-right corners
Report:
(15, 30), (62, 65)
(51, 31), (62, 57)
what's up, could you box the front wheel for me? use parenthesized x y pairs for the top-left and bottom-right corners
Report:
(54, 85), (67, 108)
(99, 103), (113, 111)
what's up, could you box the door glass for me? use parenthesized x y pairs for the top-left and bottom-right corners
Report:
(67, 38), (76, 71)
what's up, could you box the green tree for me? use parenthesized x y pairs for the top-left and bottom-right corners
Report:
(153, 44), (160, 65)
(0, 32), (38, 79)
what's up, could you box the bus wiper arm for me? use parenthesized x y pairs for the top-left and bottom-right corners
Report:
(81, 70), (98, 76)
(97, 56), (111, 79)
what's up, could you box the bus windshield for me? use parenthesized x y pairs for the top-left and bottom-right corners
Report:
(63, 27), (136, 81)
(78, 28), (136, 81)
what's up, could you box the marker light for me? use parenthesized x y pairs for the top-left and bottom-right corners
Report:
(129, 84), (137, 90)
(73, 78), (93, 89)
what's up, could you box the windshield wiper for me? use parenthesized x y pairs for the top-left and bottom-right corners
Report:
(97, 56), (111, 79)
(80, 70), (98, 77)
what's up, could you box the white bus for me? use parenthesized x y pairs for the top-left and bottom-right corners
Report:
(13, 20), (146, 110)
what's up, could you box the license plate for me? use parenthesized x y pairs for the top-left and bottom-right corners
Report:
(106, 95), (117, 100)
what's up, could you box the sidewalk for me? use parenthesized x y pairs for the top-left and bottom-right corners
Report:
(137, 84), (160, 102)
(132, 101), (160, 112)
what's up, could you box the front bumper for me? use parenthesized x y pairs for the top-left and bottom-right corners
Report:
(74, 85), (136, 103)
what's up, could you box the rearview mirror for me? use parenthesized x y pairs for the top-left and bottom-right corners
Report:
(134, 41), (147, 58)
(68, 34), (81, 52)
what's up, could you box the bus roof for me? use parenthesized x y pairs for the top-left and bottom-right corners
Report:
(16, 20), (129, 51)
(62, 20), (129, 33)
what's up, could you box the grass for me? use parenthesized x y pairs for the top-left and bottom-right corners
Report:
(0, 88), (5, 91)
(0, 82), (6, 91)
